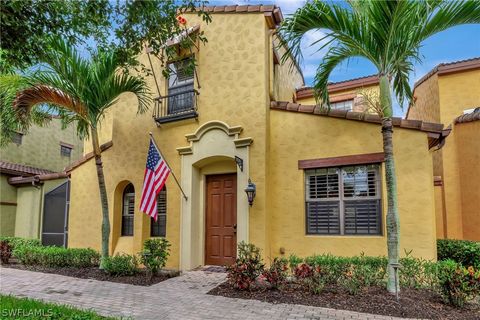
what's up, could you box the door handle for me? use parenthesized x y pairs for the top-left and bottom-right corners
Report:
(233, 224), (237, 234)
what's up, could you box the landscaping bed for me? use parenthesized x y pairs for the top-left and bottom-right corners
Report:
(1, 236), (177, 286)
(209, 282), (480, 320)
(3, 262), (178, 286)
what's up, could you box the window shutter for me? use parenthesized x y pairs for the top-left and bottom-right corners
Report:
(344, 199), (381, 234)
(306, 201), (340, 234)
(151, 186), (167, 237)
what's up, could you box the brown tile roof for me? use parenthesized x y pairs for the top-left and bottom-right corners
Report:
(64, 140), (113, 173)
(455, 108), (480, 124)
(192, 5), (283, 28)
(0, 161), (54, 176)
(8, 172), (69, 186)
(271, 100), (444, 132)
(414, 57), (480, 89)
(296, 75), (379, 100)
(270, 101), (451, 149)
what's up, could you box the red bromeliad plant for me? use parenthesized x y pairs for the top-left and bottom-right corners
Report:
(262, 258), (288, 289)
(226, 242), (264, 290)
(294, 263), (314, 279)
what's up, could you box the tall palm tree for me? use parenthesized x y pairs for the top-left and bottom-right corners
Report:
(279, 0), (480, 293)
(13, 38), (151, 264)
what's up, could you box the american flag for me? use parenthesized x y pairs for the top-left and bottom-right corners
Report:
(140, 138), (170, 220)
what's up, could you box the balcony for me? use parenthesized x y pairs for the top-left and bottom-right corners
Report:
(153, 84), (198, 124)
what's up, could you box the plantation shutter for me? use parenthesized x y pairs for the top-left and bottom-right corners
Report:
(151, 186), (167, 237)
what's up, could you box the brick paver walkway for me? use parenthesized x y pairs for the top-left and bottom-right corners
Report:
(0, 267), (409, 320)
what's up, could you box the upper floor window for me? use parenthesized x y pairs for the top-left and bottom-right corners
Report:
(122, 183), (135, 236)
(150, 186), (167, 237)
(305, 164), (382, 235)
(166, 57), (195, 115)
(60, 144), (72, 157)
(12, 132), (23, 145)
(330, 99), (353, 111)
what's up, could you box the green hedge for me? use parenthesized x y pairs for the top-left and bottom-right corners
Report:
(0, 237), (41, 249)
(102, 253), (139, 276)
(13, 245), (100, 268)
(437, 239), (480, 267)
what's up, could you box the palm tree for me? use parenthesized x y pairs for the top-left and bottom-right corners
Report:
(279, 0), (480, 293)
(13, 38), (151, 264)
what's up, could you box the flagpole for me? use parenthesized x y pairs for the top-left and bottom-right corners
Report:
(149, 132), (188, 201)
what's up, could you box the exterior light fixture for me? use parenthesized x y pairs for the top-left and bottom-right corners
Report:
(244, 179), (256, 206)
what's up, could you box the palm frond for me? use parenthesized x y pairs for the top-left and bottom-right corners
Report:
(13, 85), (87, 121)
(420, 0), (480, 43)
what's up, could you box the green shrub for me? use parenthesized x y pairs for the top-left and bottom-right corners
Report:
(436, 259), (480, 307)
(102, 253), (139, 276)
(226, 242), (264, 290)
(0, 241), (13, 264)
(0, 237), (41, 250)
(287, 254), (303, 272)
(437, 239), (480, 267)
(339, 263), (378, 295)
(140, 238), (170, 275)
(13, 245), (99, 268)
(261, 258), (288, 289)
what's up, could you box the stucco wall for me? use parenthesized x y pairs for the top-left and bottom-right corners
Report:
(455, 121), (480, 241)
(436, 69), (480, 239)
(267, 110), (437, 260)
(1, 118), (84, 172)
(272, 37), (304, 102)
(68, 12), (273, 269)
(0, 174), (17, 236)
(408, 74), (440, 123)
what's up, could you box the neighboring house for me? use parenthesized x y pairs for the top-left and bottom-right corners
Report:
(296, 74), (380, 111)
(0, 118), (83, 245)
(67, 5), (447, 270)
(406, 58), (480, 241)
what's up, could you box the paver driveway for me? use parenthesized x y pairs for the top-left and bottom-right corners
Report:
(0, 267), (408, 320)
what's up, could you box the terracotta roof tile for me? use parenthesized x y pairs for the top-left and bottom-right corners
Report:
(414, 57), (480, 89)
(0, 161), (54, 176)
(193, 5), (283, 27)
(64, 141), (113, 173)
(455, 108), (480, 124)
(297, 75), (379, 99)
(270, 101), (445, 134)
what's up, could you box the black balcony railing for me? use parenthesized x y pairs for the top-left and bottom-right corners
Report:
(153, 84), (198, 124)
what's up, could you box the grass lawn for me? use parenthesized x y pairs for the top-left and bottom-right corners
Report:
(0, 295), (118, 319)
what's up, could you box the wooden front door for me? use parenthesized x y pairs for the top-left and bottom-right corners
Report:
(205, 174), (237, 266)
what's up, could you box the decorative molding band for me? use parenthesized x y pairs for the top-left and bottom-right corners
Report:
(298, 152), (385, 169)
(176, 146), (193, 155)
(234, 138), (253, 148)
(185, 121), (243, 142)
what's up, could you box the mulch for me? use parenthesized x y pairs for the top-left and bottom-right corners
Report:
(208, 282), (480, 320)
(3, 263), (179, 286)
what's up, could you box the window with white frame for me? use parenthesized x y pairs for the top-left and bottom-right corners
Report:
(330, 99), (354, 111)
(305, 164), (382, 235)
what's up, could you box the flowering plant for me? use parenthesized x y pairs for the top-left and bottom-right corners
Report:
(176, 15), (187, 25)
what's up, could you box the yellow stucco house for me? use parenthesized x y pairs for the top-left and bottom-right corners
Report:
(67, 5), (448, 270)
(407, 58), (480, 241)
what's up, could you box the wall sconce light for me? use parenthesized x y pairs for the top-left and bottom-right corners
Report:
(244, 178), (256, 206)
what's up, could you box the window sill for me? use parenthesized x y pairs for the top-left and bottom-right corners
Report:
(305, 234), (384, 238)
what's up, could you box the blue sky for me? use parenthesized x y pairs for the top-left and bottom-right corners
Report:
(211, 0), (480, 116)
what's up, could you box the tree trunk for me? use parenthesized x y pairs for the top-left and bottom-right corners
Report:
(91, 127), (111, 266)
(379, 75), (400, 294)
